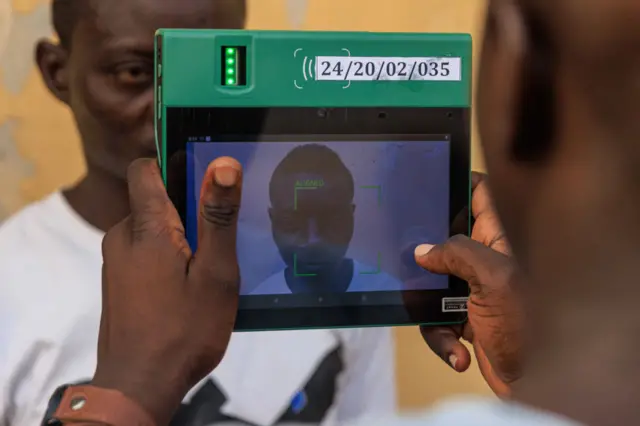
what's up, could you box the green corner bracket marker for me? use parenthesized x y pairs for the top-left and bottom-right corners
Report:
(359, 252), (382, 275)
(293, 186), (319, 210)
(293, 253), (317, 277)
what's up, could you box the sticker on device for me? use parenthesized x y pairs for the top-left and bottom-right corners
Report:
(442, 297), (468, 312)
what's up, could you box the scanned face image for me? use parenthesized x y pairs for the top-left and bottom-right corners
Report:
(186, 139), (451, 297)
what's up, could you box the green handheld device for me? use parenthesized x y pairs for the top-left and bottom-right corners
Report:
(155, 29), (472, 331)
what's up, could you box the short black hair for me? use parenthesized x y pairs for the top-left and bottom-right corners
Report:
(52, 0), (84, 48)
(269, 144), (354, 202)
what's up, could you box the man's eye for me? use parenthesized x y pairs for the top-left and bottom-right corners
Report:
(114, 65), (151, 85)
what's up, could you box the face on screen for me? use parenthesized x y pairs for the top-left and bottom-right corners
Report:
(185, 137), (452, 300)
(269, 167), (355, 275)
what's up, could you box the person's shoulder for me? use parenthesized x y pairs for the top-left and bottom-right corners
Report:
(0, 193), (61, 258)
(0, 191), (101, 297)
(0, 195), (68, 325)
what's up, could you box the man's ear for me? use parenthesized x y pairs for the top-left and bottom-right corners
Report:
(268, 207), (274, 222)
(351, 203), (356, 214)
(35, 39), (70, 105)
(476, 0), (528, 165)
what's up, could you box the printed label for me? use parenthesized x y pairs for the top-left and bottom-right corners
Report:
(442, 297), (468, 312)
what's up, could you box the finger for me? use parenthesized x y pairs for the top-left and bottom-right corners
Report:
(450, 205), (471, 235)
(414, 235), (510, 293)
(471, 171), (487, 191)
(451, 171), (488, 236)
(469, 179), (510, 254)
(420, 326), (471, 372)
(470, 176), (494, 221)
(191, 156), (243, 283)
(474, 226), (510, 255)
(126, 158), (183, 240)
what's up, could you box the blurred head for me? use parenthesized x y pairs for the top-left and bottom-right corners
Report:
(477, 0), (640, 313)
(269, 144), (355, 274)
(36, 0), (246, 180)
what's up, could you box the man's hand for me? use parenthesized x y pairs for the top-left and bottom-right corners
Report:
(418, 172), (521, 397)
(92, 157), (243, 425)
(468, 172), (510, 255)
(417, 238), (522, 397)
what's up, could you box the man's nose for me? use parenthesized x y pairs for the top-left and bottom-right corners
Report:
(303, 219), (322, 246)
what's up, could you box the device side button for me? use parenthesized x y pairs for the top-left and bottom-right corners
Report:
(157, 85), (162, 119)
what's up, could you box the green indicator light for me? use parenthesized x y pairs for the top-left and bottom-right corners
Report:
(221, 47), (242, 87)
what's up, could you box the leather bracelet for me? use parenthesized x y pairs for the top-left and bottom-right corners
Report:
(48, 385), (156, 426)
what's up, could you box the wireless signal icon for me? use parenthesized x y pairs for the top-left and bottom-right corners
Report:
(302, 56), (314, 81)
(293, 48), (314, 89)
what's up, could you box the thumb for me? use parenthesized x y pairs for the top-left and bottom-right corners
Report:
(190, 157), (243, 282)
(414, 235), (510, 294)
(127, 158), (183, 240)
(420, 325), (472, 373)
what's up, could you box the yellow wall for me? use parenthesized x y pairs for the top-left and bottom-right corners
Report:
(0, 0), (492, 409)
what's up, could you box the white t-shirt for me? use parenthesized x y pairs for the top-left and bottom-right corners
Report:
(250, 260), (403, 295)
(0, 192), (396, 426)
(350, 398), (583, 426)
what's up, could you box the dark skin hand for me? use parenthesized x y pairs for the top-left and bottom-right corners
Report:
(74, 167), (517, 426)
(419, 172), (522, 398)
(91, 156), (243, 426)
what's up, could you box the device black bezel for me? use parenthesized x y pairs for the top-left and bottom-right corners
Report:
(164, 107), (470, 330)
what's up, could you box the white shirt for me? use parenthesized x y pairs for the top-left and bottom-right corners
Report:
(250, 260), (403, 295)
(0, 192), (395, 426)
(350, 397), (583, 426)
(0, 193), (586, 426)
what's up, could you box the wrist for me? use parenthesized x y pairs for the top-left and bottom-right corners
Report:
(52, 385), (156, 426)
(92, 365), (190, 426)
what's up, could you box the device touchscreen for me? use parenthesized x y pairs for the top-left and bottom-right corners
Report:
(185, 136), (451, 309)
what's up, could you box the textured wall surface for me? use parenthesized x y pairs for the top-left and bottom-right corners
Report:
(0, 0), (491, 409)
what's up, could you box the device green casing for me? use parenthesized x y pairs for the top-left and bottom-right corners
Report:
(155, 29), (472, 181)
(154, 29), (472, 329)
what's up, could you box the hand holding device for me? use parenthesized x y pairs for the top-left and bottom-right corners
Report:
(93, 157), (243, 425)
(156, 29), (473, 330)
(417, 173), (521, 398)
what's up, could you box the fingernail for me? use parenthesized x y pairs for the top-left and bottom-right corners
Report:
(414, 244), (434, 258)
(449, 354), (458, 370)
(213, 166), (239, 187)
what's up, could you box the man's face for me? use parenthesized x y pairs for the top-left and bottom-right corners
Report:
(269, 172), (355, 274)
(38, 0), (245, 179)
